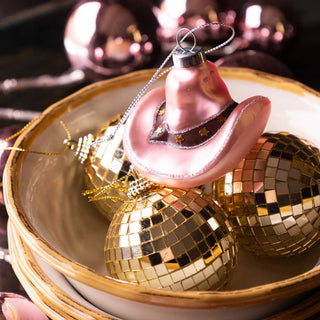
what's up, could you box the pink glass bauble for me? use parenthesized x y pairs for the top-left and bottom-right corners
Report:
(64, 0), (159, 80)
(237, 0), (296, 53)
(154, 0), (236, 52)
(215, 50), (293, 78)
(0, 293), (48, 320)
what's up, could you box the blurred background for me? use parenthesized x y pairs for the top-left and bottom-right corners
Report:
(0, 0), (320, 306)
(0, 0), (320, 127)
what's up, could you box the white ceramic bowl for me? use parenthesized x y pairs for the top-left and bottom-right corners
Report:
(8, 219), (320, 320)
(4, 68), (320, 320)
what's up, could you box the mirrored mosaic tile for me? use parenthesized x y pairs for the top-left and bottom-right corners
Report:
(214, 132), (320, 257)
(84, 114), (132, 221)
(105, 187), (238, 291)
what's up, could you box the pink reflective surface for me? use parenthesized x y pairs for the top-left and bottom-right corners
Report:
(124, 61), (271, 188)
(64, 0), (159, 80)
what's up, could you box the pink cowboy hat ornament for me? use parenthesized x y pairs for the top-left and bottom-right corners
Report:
(123, 25), (271, 188)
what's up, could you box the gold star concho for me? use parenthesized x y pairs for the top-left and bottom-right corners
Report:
(218, 115), (226, 123)
(155, 126), (163, 135)
(199, 127), (209, 137)
(158, 109), (165, 116)
(176, 134), (184, 144)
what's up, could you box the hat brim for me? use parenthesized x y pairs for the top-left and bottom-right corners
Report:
(124, 87), (271, 188)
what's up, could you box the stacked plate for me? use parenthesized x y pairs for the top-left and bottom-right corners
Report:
(4, 68), (320, 320)
(8, 220), (118, 320)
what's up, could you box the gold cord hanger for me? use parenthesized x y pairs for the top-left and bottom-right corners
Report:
(1, 114), (72, 156)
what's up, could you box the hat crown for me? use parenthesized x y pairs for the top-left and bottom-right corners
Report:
(165, 61), (232, 131)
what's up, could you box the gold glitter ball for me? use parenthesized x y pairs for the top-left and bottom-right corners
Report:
(104, 187), (238, 291)
(84, 114), (132, 221)
(214, 132), (320, 257)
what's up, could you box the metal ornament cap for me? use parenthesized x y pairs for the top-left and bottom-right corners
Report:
(172, 46), (207, 68)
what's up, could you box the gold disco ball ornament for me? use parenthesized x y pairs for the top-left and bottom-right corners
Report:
(83, 114), (132, 221)
(104, 186), (238, 291)
(214, 132), (320, 257)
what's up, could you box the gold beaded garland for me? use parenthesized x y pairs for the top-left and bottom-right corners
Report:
(83, 114), (132, 221)
(104, 187), (238, 291)
(214, 132), (320, 257)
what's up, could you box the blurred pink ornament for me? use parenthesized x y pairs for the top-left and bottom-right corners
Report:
(237, 0), (296, 53)
(154, 0), (236, 52)
(0, 293), (48, 320)
(64, 0), (160, 80)
(215, 50), (293, 78)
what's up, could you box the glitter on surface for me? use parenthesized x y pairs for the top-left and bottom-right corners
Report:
(105, 187), (237, 290)
(214, 132), (320, 257)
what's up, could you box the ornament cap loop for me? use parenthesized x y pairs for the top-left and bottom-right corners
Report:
(175, 27), (197, 52)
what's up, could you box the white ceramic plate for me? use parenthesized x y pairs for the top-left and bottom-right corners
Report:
(8, 218), (320, 320)
(8, 219), (119, 320)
